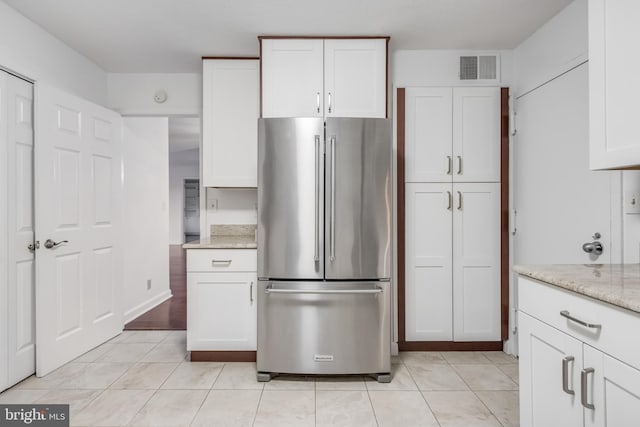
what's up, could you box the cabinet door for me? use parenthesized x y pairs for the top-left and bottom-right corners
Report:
(453, 87), (500, 182)
(519, 312), (584, 427)
(187, 272), (257, 351)
(405, 183), (453, 341)
(405, 88), (453, 183)
(261, 39), (324, 118)
(202, 59), (259, 187)
(324, 39), (387, 118)
(453, 183), (500, 341)
(589, 0), (640, 169)
(584, 345), (640, 427)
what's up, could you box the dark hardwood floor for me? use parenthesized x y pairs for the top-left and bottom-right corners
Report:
(125, 245), (187, 330)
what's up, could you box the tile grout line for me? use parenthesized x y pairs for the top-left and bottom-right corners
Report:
(401, 355), (443, 427)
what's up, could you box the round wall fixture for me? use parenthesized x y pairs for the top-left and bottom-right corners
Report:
(153, 90), (168, 103)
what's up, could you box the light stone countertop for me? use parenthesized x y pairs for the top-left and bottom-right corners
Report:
(182, 224), (257, 249)
(514, 264), (640, 314)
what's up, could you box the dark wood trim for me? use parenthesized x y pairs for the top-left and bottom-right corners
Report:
(259, 39), (263, 117)
(396, 87), (510, 350)
(258, 35), (390, 41)
(396, 88), (406, 344)
(191, 351), (256, 362)
(399, 341), (503, 352)
(385, 39), (390, 118)
(500, 87), (510, 341)
(201, 56), (260, 60)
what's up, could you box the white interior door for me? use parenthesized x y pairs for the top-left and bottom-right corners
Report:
(514, 63), (621, 265)
(0, 71), (35, 390)
(35, 84), (123, 376)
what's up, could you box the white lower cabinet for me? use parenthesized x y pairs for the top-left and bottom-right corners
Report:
(405, 182), (500, 342)
(187, 249), (257, 351)
(518, 276), (640, 427)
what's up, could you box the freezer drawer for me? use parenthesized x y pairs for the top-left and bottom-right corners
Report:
(257, 280), (391, 376)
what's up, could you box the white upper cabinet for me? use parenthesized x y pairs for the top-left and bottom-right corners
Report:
(589, 0), (640, 169)
(261, 38), (387, 118)
(405, 86), (500, 183)
(261, 39), (324, 118)
(202, 59), (259, 187)
(324, 39), (387, 118)
(453, 87), (501, 182)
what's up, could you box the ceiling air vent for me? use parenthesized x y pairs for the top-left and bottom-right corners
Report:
(459, 55), (499, 81)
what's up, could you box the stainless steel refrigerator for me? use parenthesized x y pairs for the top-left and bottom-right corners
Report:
(257, 117), (391, 382)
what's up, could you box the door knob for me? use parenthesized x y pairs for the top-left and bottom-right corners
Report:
(582, 241), (603, 255)
(44, 239), (68, 249)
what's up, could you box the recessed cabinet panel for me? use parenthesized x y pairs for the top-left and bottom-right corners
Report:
(261, 39), (324, 118)
(202, 59), (259, 187)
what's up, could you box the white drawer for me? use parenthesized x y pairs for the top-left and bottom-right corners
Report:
(519, 276), (640, 371)
(187, 249), (257, 272)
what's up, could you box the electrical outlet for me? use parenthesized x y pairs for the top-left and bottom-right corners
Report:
(625, 192), (640, 214)
(209, 198), (218, 210)
(147, 279), (152, 290)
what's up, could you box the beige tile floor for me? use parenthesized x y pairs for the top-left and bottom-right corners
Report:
(0, 331), (520, 426)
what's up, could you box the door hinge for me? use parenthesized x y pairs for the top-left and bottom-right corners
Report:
(510, 110), (517, 136)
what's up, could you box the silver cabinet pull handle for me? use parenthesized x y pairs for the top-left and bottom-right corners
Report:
(328, 92), (333, 113)
(44, 239), (68, 249)
(457, 191), (462, 210)
(316, 92), (320, 114)
(265, 286), (382, 295)
(560, 310), (601, 329)
(581, 368), (595, 409)
(330, 136), (336, 262)
(211, 259), (232, 266)
(444, 191), (452, 210)
(562, 356), (575, 395)
(250, 281), (254, 303)
(446, 156), (452, 175)
(457, 156), (462, 174)
(314, 135), (321, 262)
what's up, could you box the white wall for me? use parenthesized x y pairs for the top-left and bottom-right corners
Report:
(205, 188), (257, 235)
(393, 49), (514, 88)
(169, 149), (199, 244)
(513, 0), (587, 97)
(108, 73), (201, 116)
(0, 1), (107, 105)
(122, 117), (171, 323)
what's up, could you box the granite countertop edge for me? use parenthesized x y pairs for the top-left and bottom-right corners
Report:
(514, 264), (640, 314)
(182, 236), (257, 249)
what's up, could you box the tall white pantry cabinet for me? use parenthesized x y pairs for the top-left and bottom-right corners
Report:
(405, 86), (501, 342)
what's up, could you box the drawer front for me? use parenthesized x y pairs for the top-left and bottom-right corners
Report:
(187, 249), (257, 272)
(519, 276), (640, 371)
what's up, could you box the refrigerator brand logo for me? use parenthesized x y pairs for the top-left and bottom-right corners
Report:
(314, 354), (334, 362)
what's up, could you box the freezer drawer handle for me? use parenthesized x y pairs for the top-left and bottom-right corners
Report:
(265, 286), (383, 295)
(211, 259), (232, 266)
(560, 310), (601, 329)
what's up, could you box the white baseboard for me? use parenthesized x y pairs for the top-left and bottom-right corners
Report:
(391, 341), (399, 356)
(123, 290), (173, 324)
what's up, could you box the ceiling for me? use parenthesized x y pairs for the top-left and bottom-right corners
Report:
(3, 0), (573, 73)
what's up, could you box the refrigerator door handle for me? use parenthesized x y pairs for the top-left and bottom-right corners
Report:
(265, 285), (383, 295)
(314, 135), (320, 262)
(330, 135), (336, 262)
